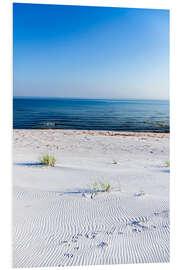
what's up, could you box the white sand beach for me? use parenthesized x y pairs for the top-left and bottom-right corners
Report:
(13, 129), (169, 268)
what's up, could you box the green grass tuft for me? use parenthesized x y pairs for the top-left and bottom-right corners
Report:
(40, 154), (56, 167)
(88, 181), (111, 195)
(50, 156), (56, 167)
(100, 182), (111, 192)
(165, 161), (170, 167)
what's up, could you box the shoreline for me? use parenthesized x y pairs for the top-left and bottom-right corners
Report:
(13, 128), (170, 132)
(13, 129), (169, 135)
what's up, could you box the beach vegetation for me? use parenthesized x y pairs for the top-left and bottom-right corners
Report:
(92, 182), (99, 195)
(118, 185), (122, 192)
(88, 181), (111, 196)
(100, 182), (111, 192)
(40, 154), (56, 167)
(51, 156), (56, 166)
(165, 161), (170, 167)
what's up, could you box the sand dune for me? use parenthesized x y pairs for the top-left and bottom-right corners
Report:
(13, 130), (169, 267)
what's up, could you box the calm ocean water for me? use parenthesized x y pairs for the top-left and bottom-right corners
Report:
(13, 98), (169, 132)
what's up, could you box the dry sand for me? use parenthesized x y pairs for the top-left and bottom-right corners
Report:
(13, 129), (169, 267)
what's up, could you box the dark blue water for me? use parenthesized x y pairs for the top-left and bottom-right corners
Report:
(13, 97), (169, 132)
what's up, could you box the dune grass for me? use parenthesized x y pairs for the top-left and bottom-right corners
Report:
(85, 180), (122, 199)
(88, 181), (111, 196)
(100, 182), (111, 192)
(40, 154), (56, 167)
(165, 161), (170, 167)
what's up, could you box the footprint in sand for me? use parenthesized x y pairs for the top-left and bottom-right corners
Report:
(128, 219), (157, 233)
(71, 235), (78, 243)
(106, 231), (113, 235)
(134, 191), (147, 198)
(85, 232), (97, 239)
(105, 227), (116, 235)
(71, 233), (83, 243)
(64, 253), (73, 259)
(154, 210), (169, 218)
(97, 242), (108, 248)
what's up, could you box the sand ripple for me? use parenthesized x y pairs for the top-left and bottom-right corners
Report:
(13, 188), (169, 267)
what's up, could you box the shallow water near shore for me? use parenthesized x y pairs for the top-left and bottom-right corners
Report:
(13, 97), (169, 132)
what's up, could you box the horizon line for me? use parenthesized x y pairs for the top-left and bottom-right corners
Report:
(13, 96), (169, 101)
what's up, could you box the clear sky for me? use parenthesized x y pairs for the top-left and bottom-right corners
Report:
(13, 3), (169, 100)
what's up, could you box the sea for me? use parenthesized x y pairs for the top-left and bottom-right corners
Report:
(13, 97), (169, 132)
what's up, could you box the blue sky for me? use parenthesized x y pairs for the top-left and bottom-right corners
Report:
(13, 4), (169, 99)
